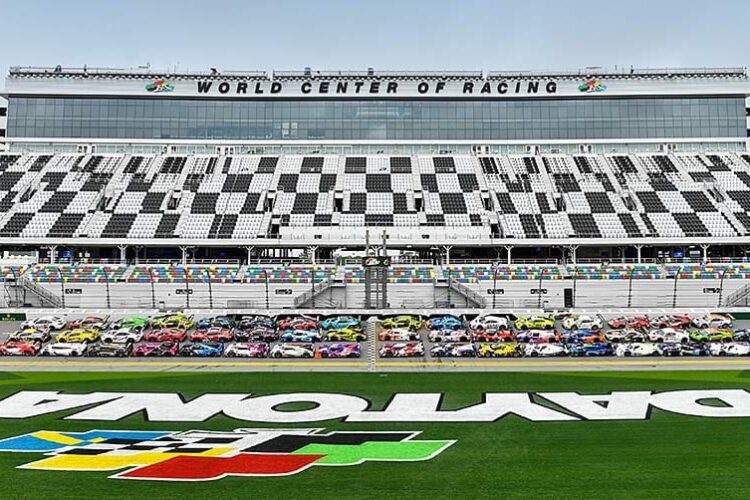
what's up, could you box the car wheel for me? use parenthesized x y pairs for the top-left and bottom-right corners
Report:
(530, 352), (539, 357)
(273, 353), (282, 359)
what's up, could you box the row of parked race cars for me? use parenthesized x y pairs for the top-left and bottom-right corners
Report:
(2, 312), (750, 358)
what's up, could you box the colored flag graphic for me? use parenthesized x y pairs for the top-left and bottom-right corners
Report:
(0, 429), (454, 481)
(145, 80), (174, 93)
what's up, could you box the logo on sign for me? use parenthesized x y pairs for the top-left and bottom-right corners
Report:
(175, 289), (193, 295)
(578, 79), (607, 93)
(530, 289), (548, 295)
(145, 79), (174, 93)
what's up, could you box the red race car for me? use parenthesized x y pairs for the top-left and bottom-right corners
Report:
(378, 342), (425, 358)
(144, 328), (187, 342)
(649, 314), (692, 329)
(471, 328), (515, 342)
(0, 340), (42, 356)
(607, 316), (650, 330)
(276, 317), (318, 332)
(190, 326), (234, 343)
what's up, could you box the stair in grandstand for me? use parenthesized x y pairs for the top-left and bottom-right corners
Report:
(20, 274), (62, 307)
(724, 281), (750, 307)
(120, 265), (135, 282)
(292, 279), (333, 308)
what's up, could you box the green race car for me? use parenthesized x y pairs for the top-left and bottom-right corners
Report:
(150, 314), (195, 330)
(325, 327), (367, 342)
(689, 328), (734, 343)
(113, 315), (149, 331)
(381, 315), (422, 331)
(514, 315), (555, 330)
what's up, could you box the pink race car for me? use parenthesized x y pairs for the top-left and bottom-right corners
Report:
(224, 342), (268, 358)
(132, 341), (180, 357)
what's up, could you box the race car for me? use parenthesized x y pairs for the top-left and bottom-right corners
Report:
(320, 316), (361, 331)
(195, 315), (236, 331)
(476, 342), (521, 358)
(647, 327), (689, 344)
(469, 315), (510, 331)
(614, 343), (660, 357)
(709, 342), (750, 356)
(86, 343), (133, 358)
(567, 343), (613, 357)
(21, 315), (67, 332)
(522, 343), (567, 357)
(179, 341), (224, 357)
(427, 328), (471, 343)
(604, 329), (647, 343)
(224, 342), (269, 358)
(279, 329), (322, 342)
(430, 343), (476, 358)
(471, 328), (515, 343)
(234, 326), (278, 343)
(733, 330), (750, 342)
(607, 316), (650, 330)
(514, 315), (555, 330)
(0, 340), (42, 356)
(55, 328), (100, 343)
(378, 342), (425, 358)
(67, 315), (109, 331)
(40, 342), (88, 357)
(649, 314), (692, 329)
(691, 313), (733, 330)
(425, 315), (464, 331)
(144, 328), (187, 343)
(688, 328), (734, 344)
(132, 341), (180, 357)
(515, 329), (561, 344)
(658, 342), (709, 357)
(269, 343), (315, 358)
(318, 343), (361, 358)
(100, 328), (143, 344)
(189, 326), (234, 343)
(325, 327), (367, 342)
(378, 328), (420, 341)
(276, 316), (318, 332)
(237, 315), (275, 331)
(149, 313), (195, 330)
(111, 315), (149, 331)
(561, 314), (602, 331)
(9, 327), (50, 343)
(562, 330), (606, 344)
(381, 315), (422, 331)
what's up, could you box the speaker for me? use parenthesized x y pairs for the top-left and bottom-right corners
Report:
(564, 288), (574, 308)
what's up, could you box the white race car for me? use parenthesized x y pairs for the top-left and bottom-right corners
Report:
(469, 315), (510, 331)
(692, 314), (733, 329)
(40, 342), (88, 357)
(224, 342), (268, 358)
(21, 316), (67, 332)
(523, 343), (567, 357)
(709, 342), (750, 356)
(269, 343), (315, 358)
(605, 329), (647, 343)
(647, 328), (689, 344)
(378, 342), (425, 358)
(614, 343), (660, 357)
(516, 329), (560, 343)
(100, 328), (143, 344)
(561, 314), (602, 331)
(378, 328), (420, 341)
(427, 328), (471, 343)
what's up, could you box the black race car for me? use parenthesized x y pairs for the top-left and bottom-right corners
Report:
(86, 343), (133, 358)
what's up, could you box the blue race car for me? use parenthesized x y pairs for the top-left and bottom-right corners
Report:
(657, 343), (709, 357)
(320, 316), (361, 331)
(280, 329), (322, 342)
(196, 316), (235, 331)
(426, 315), (464, 331)
(567, 343), (613, 357)
(178, 341), (224, 357)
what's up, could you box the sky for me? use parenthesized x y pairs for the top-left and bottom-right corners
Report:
(0, 0), (748, 79)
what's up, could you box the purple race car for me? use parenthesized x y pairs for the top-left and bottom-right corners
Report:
(132, 341), (179, 357)
(224, 342), (269, 358)
(317, 343), (361, 358)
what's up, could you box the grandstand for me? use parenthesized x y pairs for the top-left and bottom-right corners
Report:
(1, 66), (750, 310)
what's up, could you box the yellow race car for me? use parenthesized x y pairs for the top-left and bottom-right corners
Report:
(514, 315), (555, 330)
(55, 328), (100, 343)
(381, 315), (422, 331)
(477, 343), (522, 358)
(150, 313), (195, 330)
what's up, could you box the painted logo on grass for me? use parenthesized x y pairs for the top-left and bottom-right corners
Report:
(578, 79), (607, 93)
(0, 429), (454, 481)
(145, 79), (174, 93)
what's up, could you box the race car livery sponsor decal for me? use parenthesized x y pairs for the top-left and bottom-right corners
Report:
(0, 428), (454, 481)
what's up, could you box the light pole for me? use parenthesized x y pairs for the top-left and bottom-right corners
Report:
(537, 267), (548, 309)
(206, 268), (213, 309)
(718, 267), (729, 308)
(53, 266), (65, 309)
(311, 264), (316, 309)
(492, 263), (499, 309)
(672, 271), (679, 309)
(262, 269), (270, 310)
(627, 267), (635, 308)
(103, 268), (111, 309)
(148, 266), (156, 309)
(182, 266), (190, 309)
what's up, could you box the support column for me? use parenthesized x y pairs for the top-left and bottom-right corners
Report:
(118, 244), (128, 263)
(443, 246), (453, 266)
(48, 245), (58, 264)
(308, 246), (319, 265)
(245, 246), (255, 265)
(701, 244), (710, 263)
(504, 245), (513, 265)
(180, 246), (189, 266)
(567, 245), (579, 265)
(133, 245), (143, 265)
(635, 244), (643, 264)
